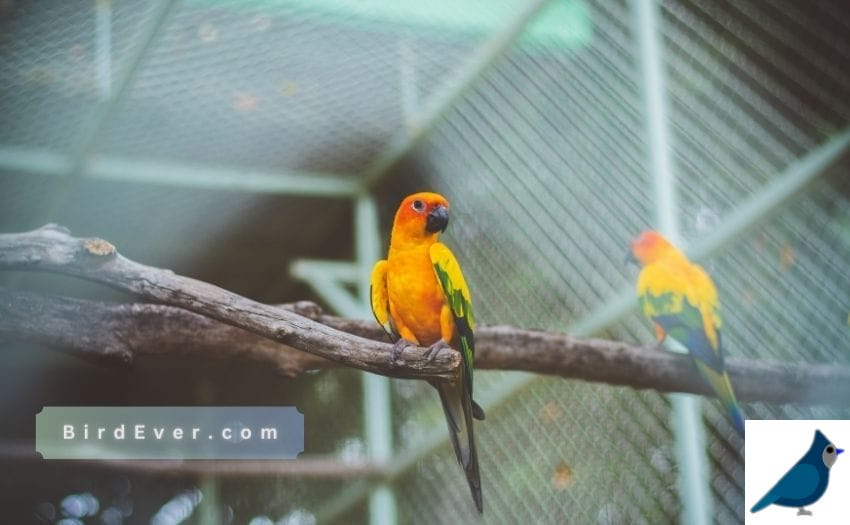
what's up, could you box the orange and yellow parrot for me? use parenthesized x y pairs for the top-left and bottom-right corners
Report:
(370, 192), (485, 513)
(629, 230), (745, 436)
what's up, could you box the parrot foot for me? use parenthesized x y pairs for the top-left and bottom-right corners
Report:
(391, 338), (416, 363)
(424, 339), (451, 362)
(797, 508), (812, 516)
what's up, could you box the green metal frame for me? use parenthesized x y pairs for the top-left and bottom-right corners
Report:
(95, 0), (112, 97)
(633, 1), (710, 523)
(0, 147), (359, 196)
(194, 0), (590, 50)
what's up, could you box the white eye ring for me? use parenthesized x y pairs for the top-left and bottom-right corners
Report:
(411, 200), (425, 211)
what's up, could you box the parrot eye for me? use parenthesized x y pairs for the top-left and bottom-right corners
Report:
(828, 446), (835, 453)
(411, 199), (425, 212)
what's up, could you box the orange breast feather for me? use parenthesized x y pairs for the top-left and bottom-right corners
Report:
(386, 244), (449, 346)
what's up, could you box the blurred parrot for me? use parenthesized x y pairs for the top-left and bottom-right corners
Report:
(370, 192), (485, 513)
(629, 230), (746, 436)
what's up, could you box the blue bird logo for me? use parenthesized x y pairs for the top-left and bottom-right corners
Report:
(750, 430), (843, 516)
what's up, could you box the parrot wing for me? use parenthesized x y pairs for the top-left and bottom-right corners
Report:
(430, 242), (475, 393)
(429, 242), (483, 512)
(637, 261), (725, 372)
(369, 260), (398, 342)
(750, 463), (819, 512)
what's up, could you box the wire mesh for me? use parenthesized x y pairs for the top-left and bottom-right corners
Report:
(0, 1), (161, 154)
(92, 1), (485, 175)
(388, 0), (850, 522)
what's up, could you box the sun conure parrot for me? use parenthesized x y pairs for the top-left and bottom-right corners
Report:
(629, 230), (746, 436)
(370, 192), (485, 513)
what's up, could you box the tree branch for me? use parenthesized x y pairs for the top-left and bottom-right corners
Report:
(0, 224), (458, 381)
(0, 441), (383, 479)
(0, 286), (334, 376)
(2, 286), (849, 406)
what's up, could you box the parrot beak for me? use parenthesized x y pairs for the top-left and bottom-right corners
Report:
(426, 205), (449, 234)
(837, 448), (845, 455)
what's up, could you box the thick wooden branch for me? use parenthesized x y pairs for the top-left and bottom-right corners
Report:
(0, 287), (333, 376)
(0, 224), (458, 381)
(2, 286), (849, 406)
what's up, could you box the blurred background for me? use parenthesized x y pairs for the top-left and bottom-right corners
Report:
(1, 0), (849, 523)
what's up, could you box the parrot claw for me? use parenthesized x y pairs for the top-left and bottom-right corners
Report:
(797, 508), (812, 516)
(424, 339), (451, 362)
(391, 338), (416, 363)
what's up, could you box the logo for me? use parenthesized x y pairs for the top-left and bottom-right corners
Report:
(746, 421), (847, 524)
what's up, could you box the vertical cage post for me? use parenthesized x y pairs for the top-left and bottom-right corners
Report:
(633, 0), (711, 524)
(290, 195), (396, 525)
(356, 196), (397, 525)
(94, 0), (112, 97)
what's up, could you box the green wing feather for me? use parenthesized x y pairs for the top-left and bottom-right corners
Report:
(429, 242), (475, 394)
(637, 262), (724, 371)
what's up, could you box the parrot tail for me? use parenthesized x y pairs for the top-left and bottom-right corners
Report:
(726, 399), (746, 437)
(434, 380), (482, 513)
(695, 361), (745, 436)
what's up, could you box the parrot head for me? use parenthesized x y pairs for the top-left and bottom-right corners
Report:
(629, 230), (680, 266)
(392, 192), (450, 240)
